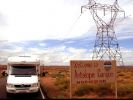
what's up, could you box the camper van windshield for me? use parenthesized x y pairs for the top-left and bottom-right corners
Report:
(10, 65), (37, 75)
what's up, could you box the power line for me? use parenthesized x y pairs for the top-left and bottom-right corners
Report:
(66, 14), (82, 36)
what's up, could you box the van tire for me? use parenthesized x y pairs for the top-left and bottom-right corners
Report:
(33, 91), (40, 96)
(6, 92), (12, 97)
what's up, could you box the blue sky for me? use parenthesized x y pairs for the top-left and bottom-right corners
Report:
(0, 0), (133, 65)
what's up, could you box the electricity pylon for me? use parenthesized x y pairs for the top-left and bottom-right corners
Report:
(81, 0), (125, 66)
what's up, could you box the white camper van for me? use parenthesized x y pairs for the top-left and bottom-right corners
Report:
(6, 56), (40, 95)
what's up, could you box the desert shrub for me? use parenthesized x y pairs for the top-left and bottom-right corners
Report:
(95, 84), (113, 96)
(55, 77), (70, 91)
(53, 77), (70, 99)
(41, 71), (49, 77)
(117, 84), (133, 97)
(50, 72), (65, 78)
(118, 72), (125, 77)
(74, 84), (94, 96)
(128, 92), (133, 99)
(74, 84), (114, 97)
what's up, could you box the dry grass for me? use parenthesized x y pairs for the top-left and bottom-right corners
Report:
(40, 66), (133, 99)
(0, 65), (133, 99)
(40, 66), (70, 99)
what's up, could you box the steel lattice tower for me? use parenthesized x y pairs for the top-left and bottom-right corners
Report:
(81, 0), (125, 66)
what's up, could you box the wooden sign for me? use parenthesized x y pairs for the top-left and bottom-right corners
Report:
(70, 60), (116, 84)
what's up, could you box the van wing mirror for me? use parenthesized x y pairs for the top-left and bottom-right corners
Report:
(1, 70), (8, 77)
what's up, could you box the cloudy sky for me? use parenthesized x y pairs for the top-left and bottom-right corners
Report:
(0, 0), (133, 66)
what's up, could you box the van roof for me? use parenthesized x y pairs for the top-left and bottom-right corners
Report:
(8, 56), (40, 65)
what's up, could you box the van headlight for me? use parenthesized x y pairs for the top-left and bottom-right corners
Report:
(7, 84), (14, 88)
(32, 83), (38, 87)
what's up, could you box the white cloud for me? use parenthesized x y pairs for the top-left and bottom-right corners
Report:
(0, 0), (132, 41)
(0, 0), (133, 66)
(38, 43), (46, 47)
(115, 17), (133, 40)
(38, 46), (92, 65)
(0, 42), (133, 66)
(0, 43), (92, 65)
(0, 0), (87, 41)
(121, 48), (133, 65)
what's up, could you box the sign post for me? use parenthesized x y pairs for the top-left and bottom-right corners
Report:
(115, 64), (118, 99)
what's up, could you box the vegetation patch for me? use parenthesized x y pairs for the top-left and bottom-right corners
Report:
(74, 84), (94, 96)
(40, 66), (133, 99)
(117, 83), (133, 97)
(55, 77), (70, 91)
(74, 83), (114, 97)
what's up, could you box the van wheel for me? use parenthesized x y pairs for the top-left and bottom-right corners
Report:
(33, 91), (39, 96)
(6, 92), (12, 97)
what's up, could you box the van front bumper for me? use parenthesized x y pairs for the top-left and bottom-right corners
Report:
(6, 87), (39, 93)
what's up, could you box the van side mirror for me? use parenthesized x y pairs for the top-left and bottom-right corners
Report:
(1, 70), (8, 77)
(38, 73), (41, 77)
